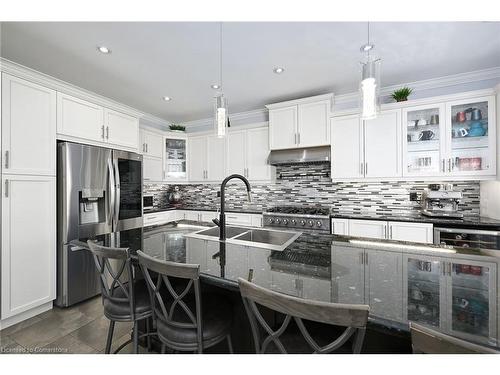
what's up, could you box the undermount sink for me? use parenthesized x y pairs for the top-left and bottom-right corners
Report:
(185, 226), (301, 251)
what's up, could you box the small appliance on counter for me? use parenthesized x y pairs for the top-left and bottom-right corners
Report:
(143, 194), (154, 211)
(420, 184), (463, 219)
(168, 186), (182, 207)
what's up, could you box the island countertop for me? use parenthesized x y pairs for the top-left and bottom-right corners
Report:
(72, 221), (500, 349)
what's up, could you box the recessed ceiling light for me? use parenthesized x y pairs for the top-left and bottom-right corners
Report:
(162, 96), (172, 101)
(211, 84), (220, 89)
(360, 44), (374, 52)
(97, 46), (111, 54)
(273, 67), (285, 74)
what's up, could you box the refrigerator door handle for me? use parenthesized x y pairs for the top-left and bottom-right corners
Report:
(107, 157), (115, 226)
(113, 157), (121, 228)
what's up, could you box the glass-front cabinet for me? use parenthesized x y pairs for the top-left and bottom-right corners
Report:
(404, 254), (497, 346)
(402, 104), (446, 177)
(446, 96), (496, 176)
(402, 94), (496, 178)
(164, 136), (187, 181)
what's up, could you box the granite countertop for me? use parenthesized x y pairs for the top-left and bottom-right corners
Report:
(73, 220), (500, 347)
(331, 211), (500, 229)
(144, 205), (264, 215)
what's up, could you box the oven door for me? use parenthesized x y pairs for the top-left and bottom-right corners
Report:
(434, 227), (500, 251)
(112, 150), (144, 231)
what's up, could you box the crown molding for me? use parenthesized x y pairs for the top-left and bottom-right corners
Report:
(183, 107), (268, 130)
(334, 66), (500, 107)
(0, 58), (172, 124)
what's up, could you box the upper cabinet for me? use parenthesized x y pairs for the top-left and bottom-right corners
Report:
(2, 74), (56, 176)
(57, 93), (139, 151)
(164, 135), (187, 182)
(187, 134), (226, 183)
(331, 109), (402, 180)
(267, 94), (332, 150)
(227, 127), (273, 181)
(402, 94), (496, 179)
(140, 129), (163, 158)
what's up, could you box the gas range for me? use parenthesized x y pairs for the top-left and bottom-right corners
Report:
(263, 206), (331, 232)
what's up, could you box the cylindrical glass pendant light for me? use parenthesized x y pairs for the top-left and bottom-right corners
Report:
(359, 22), (381, 120)
(214, 22), (228, 138)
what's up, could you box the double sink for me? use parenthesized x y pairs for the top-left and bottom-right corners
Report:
(185, 226), (302, 251)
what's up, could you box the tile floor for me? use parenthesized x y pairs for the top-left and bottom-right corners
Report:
(0, 296), (143, 354)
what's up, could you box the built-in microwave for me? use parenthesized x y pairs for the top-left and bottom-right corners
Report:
(143, 194), (154, 211)
(434, 227), (500, 251)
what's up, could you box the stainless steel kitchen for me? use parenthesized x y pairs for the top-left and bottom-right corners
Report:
(0, 1), (500, 372)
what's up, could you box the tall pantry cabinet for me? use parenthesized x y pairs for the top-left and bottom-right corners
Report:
(1, 73), (56, 325)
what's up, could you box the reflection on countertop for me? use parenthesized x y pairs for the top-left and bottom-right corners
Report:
(72, 220), (500, 349)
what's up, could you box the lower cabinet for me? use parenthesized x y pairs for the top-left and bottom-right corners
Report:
(331, 245), (403, 322)
(1, 175), (56, 319)
(177, 210), (262, 227)
(333, 217), (434, 244)
(403, 254), (497, 346)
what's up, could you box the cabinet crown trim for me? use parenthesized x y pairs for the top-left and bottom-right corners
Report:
(265, 93), (334, 109)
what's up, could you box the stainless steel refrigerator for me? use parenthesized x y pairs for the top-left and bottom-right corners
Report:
(56, 142), (143, 307)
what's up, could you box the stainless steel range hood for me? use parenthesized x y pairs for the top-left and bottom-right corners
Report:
(268, 146), (331, 165)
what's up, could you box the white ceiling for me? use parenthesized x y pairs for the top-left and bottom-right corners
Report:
(1, 22), (499, 123)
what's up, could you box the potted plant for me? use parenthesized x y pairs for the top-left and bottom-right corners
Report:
(391, 87), (413, 102)
(169, 124), (186, 132)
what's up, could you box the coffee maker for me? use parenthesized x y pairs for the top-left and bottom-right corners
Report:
(420, 185), (463, 219)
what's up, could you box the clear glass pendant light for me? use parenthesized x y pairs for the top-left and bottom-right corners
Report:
(359, 22), (381, 120)
(214, 22), (228, 138)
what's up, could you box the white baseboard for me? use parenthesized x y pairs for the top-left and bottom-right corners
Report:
(0, 302), (53, 331)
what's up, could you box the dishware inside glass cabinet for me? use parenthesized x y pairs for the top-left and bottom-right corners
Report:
(164, 138), (187, 179)
(407, 258), (442, 327)
(450, 100), (490, 173)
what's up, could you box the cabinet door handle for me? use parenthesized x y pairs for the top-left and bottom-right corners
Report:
(360, 163), (364, 176)
(442, 159), (445, 172)
(359, 252), (364, 265)
(4, 151), (9, 169)
(294, 133), (297, 144)
(298, 133), (300, 144)
(365, 253), (368, 264)
(448, 158), (451, 172)
(384, 225), (387, 239)
(365, 163), (368, 175)
(389, 226), (393, 239)
(101, 125), (105, 139)
(106, 126), (109, 140)
(4, 179), (8, 197)
(146, 143), (148, 153)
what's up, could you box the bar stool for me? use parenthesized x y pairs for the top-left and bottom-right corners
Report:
(410, 322), (500, 354)
(137, 250), (233, 354)
(238, 277), (370, 354)
(87, 241), (153, 354)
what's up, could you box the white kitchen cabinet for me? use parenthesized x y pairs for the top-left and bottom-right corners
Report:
(268, 106), (297, 150)
(388, 221), (433, 244)
(206, 135), (226, 182)
(1, 175), (56, 319)
(226, 127), (273, 181)
(140, 129), (163, 158)
(297, 100), (330, 147)
(226, 130), (247, 176)
(143, 210), (178, 227)
(246, 127), (273, 181)
(363, 109), (402, 178)
(267, 94), (333, 150)
(57, 92), (104, 143)
(200, 211), (218, 223)
(143, 156), (163, 182)
(188, 135), (207, 182)
(331, 245), (365, 304)
(104, 109), (139, 150)
(187, 134), (226, 183)
(348, 219), (387, 240)
(331, 115), (364, 179)
(164, 136), (188, 182)
(2, 74), (56, 176)
(331, 218), (349, 235)
(365, 249), (403, 322)
(225, 212), (253, 226)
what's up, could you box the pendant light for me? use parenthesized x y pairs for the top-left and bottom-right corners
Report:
(359, 22), (381, 120)
(214, 22), (228, 138)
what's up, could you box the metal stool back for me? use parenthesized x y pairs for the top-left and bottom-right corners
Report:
(137, 250), (204, 352)
(410, 322), (500, 354)
(238, 277), (370, 354)
(87, 241), (152, 353)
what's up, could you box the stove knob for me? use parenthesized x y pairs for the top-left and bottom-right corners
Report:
(283, 219), (288, 225)
(308, 220), (314, 227)
(276, 218), (281, 224)
(316, 221), (323, 227)
(300, 220), (306, 226)
(268, 217), (274, 224)
(291, 219), (297, 225)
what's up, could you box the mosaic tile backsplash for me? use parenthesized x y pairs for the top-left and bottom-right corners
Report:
(144, 163), (480, 216)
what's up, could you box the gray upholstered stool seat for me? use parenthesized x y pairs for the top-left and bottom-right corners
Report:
(103, 279), (152, 321)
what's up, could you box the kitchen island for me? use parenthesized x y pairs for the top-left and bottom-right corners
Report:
(72, 220), (500, 350)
